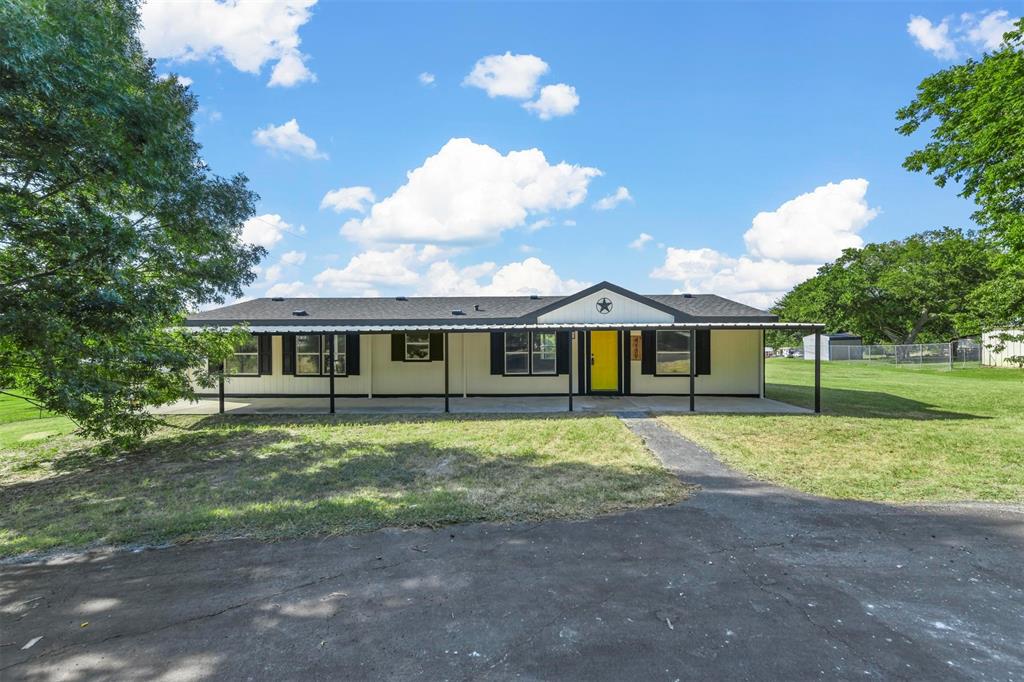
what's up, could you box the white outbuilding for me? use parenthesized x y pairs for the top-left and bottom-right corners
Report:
(981, 329), (1024, 367)
(803, 332), (862, 361)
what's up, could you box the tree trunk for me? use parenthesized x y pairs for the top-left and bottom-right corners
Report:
(904, 310), (930, 344)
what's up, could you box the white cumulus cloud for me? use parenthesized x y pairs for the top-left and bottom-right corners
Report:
(158, 73), (193, 86)
(963, 10), (1018, 50)
(252, 119), (326, 159)
(240, 214), (302, 250)
(523, 84), (580, 120)
(422, 257), (587, 296)
(265, 281), (315, 298)
(320, 186), (376, 213)
(418, 72), (436, 86)
(340, 138), (601, 244)
(313, 245), (429, 293)
(593, 186), (633, 211)
(744, 178), (876, 263)
(651, 179), (880, 309)
(629, 233), (653, 250)
(908, 10), (1019, 59)
(464, 53), (549, 98)
(279, 250), (306, 266)
(907, 16), (958, 59)
(268, 50), (316, 87)
(139, 0), (317, 87)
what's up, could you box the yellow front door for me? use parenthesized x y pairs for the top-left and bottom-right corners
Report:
(590, 331), (619, 392)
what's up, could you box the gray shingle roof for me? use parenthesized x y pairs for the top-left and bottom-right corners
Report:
(187, 295), (561, 326)
(647, 294), (774, 320)
(186, 283), (777, 327)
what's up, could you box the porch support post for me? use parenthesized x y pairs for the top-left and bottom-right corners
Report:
(568, 330), (574, 413)
(218, 361), (225, 414)
(689, 328), (696, 412)
(443, 332), (450, 413)
(328, 333), (336, 414)
(814, 330), (821, 414)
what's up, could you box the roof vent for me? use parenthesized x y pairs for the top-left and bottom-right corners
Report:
(473, 304), (481, 312)
(683, 293), (694, 298)
(451, 309), (466, 316)
(270, 296), (285, 302)
(530, 294), (540, 300)
(395, 296), (408, 301)
(291, 309), (308, 317)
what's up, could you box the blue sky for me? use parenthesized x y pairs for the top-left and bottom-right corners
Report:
(139, 1), (1019, 309)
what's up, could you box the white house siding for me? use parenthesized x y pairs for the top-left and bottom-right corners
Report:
(628, 329), (762, 395)
(982, 330), (1024, 368)
(203, 333), (583, 397)
(202, 329), (760, 397)
(537, 288), (674, 324)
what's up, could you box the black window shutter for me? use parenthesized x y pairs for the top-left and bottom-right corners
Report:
(391, 333), (405, 361)
(555, 331), (570, 374)
(696, 329), (711, 375)
(346, 333), (360, 375)
(281, 335), (295, 375)
(429, 332), (444, 361)
(641, 330), (656, 375)
(258, 335), (272, 375)
(490, 332), (504, 375)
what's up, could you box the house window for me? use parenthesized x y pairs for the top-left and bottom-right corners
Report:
(505, 332), (556, 375)
(656, 330), (691, 375)
(296, 335), (348, 375)
(295, 335), (322, 375)
(505, 332), (530, 374)
(532, 332), (557, 375)
(404, 332), (431, 361)
(224, 336), (259, 376)
(322, 335), (347, 376)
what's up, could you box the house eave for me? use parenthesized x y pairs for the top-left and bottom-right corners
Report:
(182, 320), (820, 334)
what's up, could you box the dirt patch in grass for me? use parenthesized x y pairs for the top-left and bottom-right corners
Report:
(0, 414), (686, 558)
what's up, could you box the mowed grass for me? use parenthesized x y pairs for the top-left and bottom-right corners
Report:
(662, 360), (1024, 503)
(0, 392), (77, 448)
(0, 414), (686, 558)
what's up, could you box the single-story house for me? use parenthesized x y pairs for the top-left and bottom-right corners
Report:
(803, 332), (862, 361)
(185, 282), (824, 413)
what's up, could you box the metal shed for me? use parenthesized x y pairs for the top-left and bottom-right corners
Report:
(803, 332), (862, 361)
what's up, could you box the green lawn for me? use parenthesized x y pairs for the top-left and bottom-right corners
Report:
(0, 414), (686, 558)
(0, 392), (77, 449)
(662, 360), (1024, 503)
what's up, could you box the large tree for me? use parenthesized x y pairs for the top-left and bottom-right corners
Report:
(772, 229), (996, 345)
(896, 18), (1024, 336)
(0, 0), (262, 443)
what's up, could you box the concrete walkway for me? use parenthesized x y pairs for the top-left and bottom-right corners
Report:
(153, 394), (809, 416)
(2, 418), (1021, 680)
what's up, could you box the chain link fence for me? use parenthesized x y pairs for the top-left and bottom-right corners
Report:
(826, 340), (981, 368)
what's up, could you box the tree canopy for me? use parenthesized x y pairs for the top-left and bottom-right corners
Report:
(896, 18), (1024, 332)
(0, 0), (262, 443)
(771, 229), (996, 345)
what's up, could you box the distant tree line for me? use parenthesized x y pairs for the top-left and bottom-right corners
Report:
(772, 19), (1024, 361)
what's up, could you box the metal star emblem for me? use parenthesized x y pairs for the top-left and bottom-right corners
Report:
(596, 297), (613, 314)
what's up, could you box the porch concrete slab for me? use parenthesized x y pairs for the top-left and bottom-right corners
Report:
(151, 395), (809, 416)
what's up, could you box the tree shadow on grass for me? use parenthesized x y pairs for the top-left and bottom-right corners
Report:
(0, 418), (684, 558)
(766, 384), (988, 420)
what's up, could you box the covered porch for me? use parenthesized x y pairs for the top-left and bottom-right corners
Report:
(153, 394), (811, 416)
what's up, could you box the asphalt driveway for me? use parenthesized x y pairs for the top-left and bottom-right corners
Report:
(2, 416), (1022, 680)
